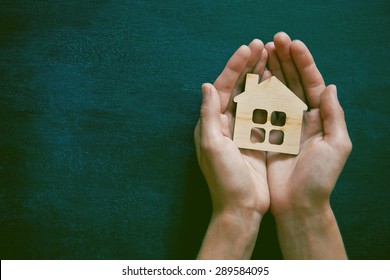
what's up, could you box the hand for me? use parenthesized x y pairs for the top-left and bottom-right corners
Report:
(265, 32), (352, 259)
(194, 39), (271, 259)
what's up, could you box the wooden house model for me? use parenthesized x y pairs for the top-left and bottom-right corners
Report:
(233, 74), (308, 155)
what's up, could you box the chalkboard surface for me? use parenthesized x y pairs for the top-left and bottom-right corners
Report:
(1, 1), (389, 259)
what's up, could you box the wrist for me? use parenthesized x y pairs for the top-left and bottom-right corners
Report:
(274, 202), (334, 233)
(274, 203), (347, 259)
(197, 209), (262, 259)
(273, 200), (332, 220)
(213, 207), (262, 237)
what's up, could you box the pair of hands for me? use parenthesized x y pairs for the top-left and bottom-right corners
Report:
(194, 32), (352, 259)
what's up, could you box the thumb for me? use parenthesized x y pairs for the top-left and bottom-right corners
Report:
(320, 85), (352, 154)
(200, 83), (222, 141)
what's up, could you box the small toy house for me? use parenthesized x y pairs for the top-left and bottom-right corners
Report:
(233, 74), (308, 155)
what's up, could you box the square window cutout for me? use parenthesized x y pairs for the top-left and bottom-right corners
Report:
(250, 128), (265, 143)
(252, 109), (267, 124)
(269, 130), (284, 145)
(271, 111), (286, 126)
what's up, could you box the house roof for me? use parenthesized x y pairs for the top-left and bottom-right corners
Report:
(234, 74), (308, 111)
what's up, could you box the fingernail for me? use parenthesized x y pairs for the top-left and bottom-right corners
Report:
(206, 84), (212, 96)
(332, 85), (338, 100)
(202, 83), (209, 96)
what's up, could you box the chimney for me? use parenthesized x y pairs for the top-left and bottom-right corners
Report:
(244, 73), (259, 92)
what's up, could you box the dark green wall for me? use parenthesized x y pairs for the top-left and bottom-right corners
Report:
(0, 0), (389, 259)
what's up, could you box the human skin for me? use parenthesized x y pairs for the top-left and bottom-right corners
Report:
(265, 32), (352, 259)
(195, 33), (352, 259)
(194, 39), (271, 259)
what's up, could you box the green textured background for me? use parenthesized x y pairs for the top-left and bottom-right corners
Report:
(0, 0), (389, 259)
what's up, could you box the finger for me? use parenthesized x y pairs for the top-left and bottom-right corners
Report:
(265, 42), (286, 84)
(224, 39), (264, 115)
(214, 45), (251, 112)
(253, 48), (268, 77)
(261, 69), (272, 81)
(246, 39), (265, 73)
(291, 40), (325, 109)
(200, 83), (222, 141)
(231, 39), (264, 95)
(320, 85), (352, 155)
(274, 32), (306, 103)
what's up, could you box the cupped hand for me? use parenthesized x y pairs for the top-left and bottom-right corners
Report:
(194, 39), (272, 218)
(264, 32), (352, 216)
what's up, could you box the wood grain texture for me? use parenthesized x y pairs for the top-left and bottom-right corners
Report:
(233, 75), (307, 154)
(0, 0), (389, 260)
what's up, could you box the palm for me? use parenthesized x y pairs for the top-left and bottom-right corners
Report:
(214, 128), (269, 213)
(195, 39), (271, 215)
(267, 109), (334, 212)
(264, 33), (351, 214)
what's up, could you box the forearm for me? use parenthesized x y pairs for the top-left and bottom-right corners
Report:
(197, 210), (261, 260)
(274, 203), (347, 260)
